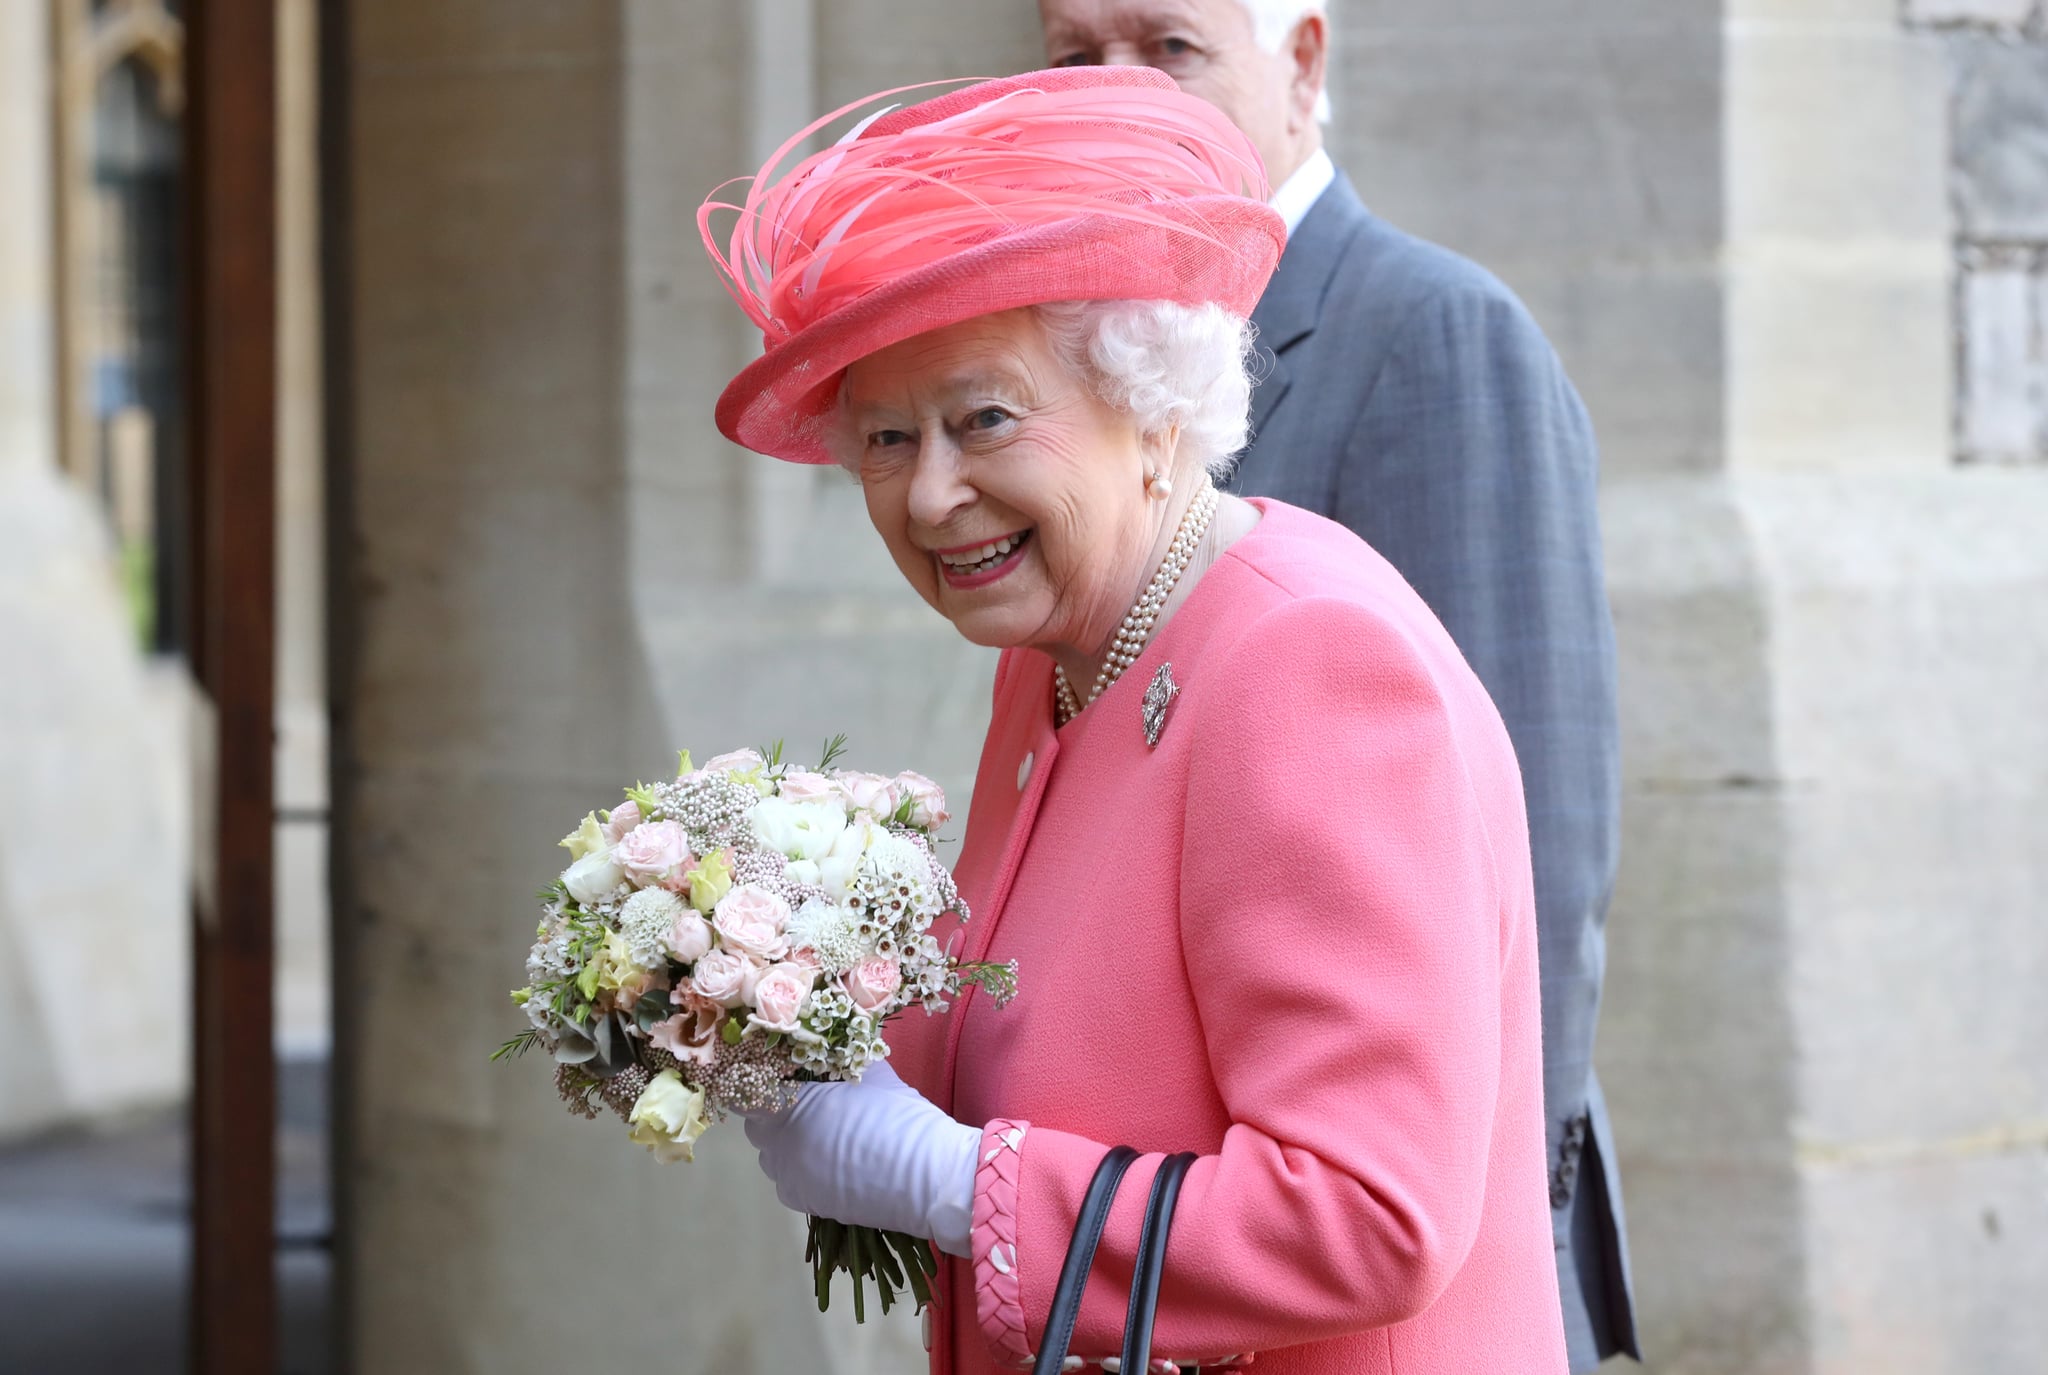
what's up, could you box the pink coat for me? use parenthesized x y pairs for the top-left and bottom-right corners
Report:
(891, 500), (1569, 1375)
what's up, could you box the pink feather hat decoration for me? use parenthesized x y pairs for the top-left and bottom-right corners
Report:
(699, 65), (1285, 464)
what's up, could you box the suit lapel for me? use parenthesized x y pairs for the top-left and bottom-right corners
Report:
(1240, 174), (1371, 466)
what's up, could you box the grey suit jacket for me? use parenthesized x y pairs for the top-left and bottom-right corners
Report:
(1234, 173), (1639, 1370)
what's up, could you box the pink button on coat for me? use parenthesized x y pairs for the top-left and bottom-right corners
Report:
(890, 500), (1569, 1375)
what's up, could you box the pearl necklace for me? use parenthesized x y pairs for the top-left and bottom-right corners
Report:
(1054, 477), (1219, 725)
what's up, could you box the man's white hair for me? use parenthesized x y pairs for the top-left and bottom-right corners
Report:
(827, 300), (1256, 477)
(1238, 0), (1331, 124)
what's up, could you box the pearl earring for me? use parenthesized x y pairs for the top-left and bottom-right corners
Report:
(1146, 472), (1174, 500)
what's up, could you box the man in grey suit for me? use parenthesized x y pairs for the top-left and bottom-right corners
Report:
(1036, 2), (1639, 1367)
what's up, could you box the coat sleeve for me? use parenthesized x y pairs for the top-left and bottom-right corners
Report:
(1332, 278), (1620, 1229)
(967, 597), (1520, 1364)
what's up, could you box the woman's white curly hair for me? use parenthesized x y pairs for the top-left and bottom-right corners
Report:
(1034, 300), (1258, 478)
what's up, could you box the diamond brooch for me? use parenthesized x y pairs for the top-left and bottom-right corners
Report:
(1140, 663), (1179, 748)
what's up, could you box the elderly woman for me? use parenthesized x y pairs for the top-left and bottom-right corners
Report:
(707, 67), (1568, 1375)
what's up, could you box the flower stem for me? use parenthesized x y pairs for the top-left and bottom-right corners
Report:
(805, 1217), (940, 1320)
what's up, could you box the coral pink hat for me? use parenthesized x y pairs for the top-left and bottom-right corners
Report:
(699, 66), (1284, 464)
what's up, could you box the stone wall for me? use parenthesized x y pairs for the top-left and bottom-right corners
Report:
(334, 3), (2048, 1373)
(1907, 1), (2048, 462)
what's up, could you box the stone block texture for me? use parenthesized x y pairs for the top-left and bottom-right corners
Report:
(1953, 37), (2048, 242)
(1905, 0), (2036, 26)
(1960, 258), (2048, 460)
(1918, 17), (2048, 462)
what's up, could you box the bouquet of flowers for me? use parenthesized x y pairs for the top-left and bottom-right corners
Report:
(497, 739), (1016, 1318)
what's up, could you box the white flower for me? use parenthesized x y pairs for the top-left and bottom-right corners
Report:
(783, 859), (823, 886)
(621, 886), (686, 928)
(836, 771), (902, 819)
(785, 898), (873, 975)
(817, 818), (877, 899)
(752, 797), (846, 863)
(562, 848), (626, 906)
(893, 771), (949, 829)
(618, 888), (687, 966)
(627, 1070), (709, 1164)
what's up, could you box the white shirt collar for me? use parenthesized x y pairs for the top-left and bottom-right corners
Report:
(1268, 147), (1336, 240)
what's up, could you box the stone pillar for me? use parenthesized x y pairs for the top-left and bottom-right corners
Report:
(1336, 2), (2048, 1371)
(334, 5), (799, 1370)
(0, 0), (55, 471)
(275, 0), (331, 1059)
(0, 0), (191, 1140)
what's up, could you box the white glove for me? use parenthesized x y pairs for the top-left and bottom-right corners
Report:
(742, 1060), (981, 1258)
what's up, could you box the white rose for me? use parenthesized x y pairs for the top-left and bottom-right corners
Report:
(783, 859), (823, 886)
(776, 770), (842, 806)
(627, 1070), (709, 1164)
(563, 849), (626, 906)
(751, 796), (846, 862)
(893, 771), (949, 829)
(836, 771), (902, 820)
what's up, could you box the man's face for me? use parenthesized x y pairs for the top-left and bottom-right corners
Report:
(1038, 0), (1309, 189)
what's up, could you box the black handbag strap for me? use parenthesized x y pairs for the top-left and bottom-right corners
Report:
(1121, 1151), (1198, 1375)
(1033, 1147), (1203, 1375)
(1033, 1146), (1138, 1375)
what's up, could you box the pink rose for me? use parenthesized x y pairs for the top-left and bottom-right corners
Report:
(842, 956), (903, 1014)
(691, 948), (763, 1008)
(776, 770), (841, 806)
(664, 910), (713, 964)
(836, 771), (902, 820)
(785, 945), (823, 976)
(602, 799), (643, 845)
(749, 962), (817, 1034)
(712, 884), (791, 961)
(615, 820), (694, 889)
(892, 771), (949, 829)
(702, 748), (766, 775)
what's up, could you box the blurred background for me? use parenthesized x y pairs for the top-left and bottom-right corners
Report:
(0, 1), (2043, 1373)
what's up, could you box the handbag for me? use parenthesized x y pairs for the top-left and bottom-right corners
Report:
(1031, 1147), (1201, 1375)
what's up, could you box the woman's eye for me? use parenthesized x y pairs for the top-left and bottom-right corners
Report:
(1156, 36), (1195, 59)
(869, 429), (911, 449)
(967, 408), (1013, 431)
(1052, 51), (1093, 68)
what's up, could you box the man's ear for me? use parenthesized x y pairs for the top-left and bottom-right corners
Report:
(1287, 12), (1329, 130)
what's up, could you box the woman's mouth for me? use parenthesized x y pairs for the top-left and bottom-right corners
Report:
(936, 529), (1033, 589)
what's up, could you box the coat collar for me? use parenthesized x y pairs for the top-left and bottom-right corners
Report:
(933, 650), (1060, 1114)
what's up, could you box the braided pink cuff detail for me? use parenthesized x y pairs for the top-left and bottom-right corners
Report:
(973, 1119), (1032, 1367)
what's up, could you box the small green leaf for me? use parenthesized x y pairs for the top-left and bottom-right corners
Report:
(677, 748), (694, 777)
(721, 1018), (743, 1046)
(816, 733), (851, 772)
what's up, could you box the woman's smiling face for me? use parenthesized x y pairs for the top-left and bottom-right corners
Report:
(841, 308), (1166, 658)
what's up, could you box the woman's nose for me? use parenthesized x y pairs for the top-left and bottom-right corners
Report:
(905, 436), (975, 529)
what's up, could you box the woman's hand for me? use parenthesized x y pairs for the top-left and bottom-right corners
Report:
(742, 1060), (981, 1258)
